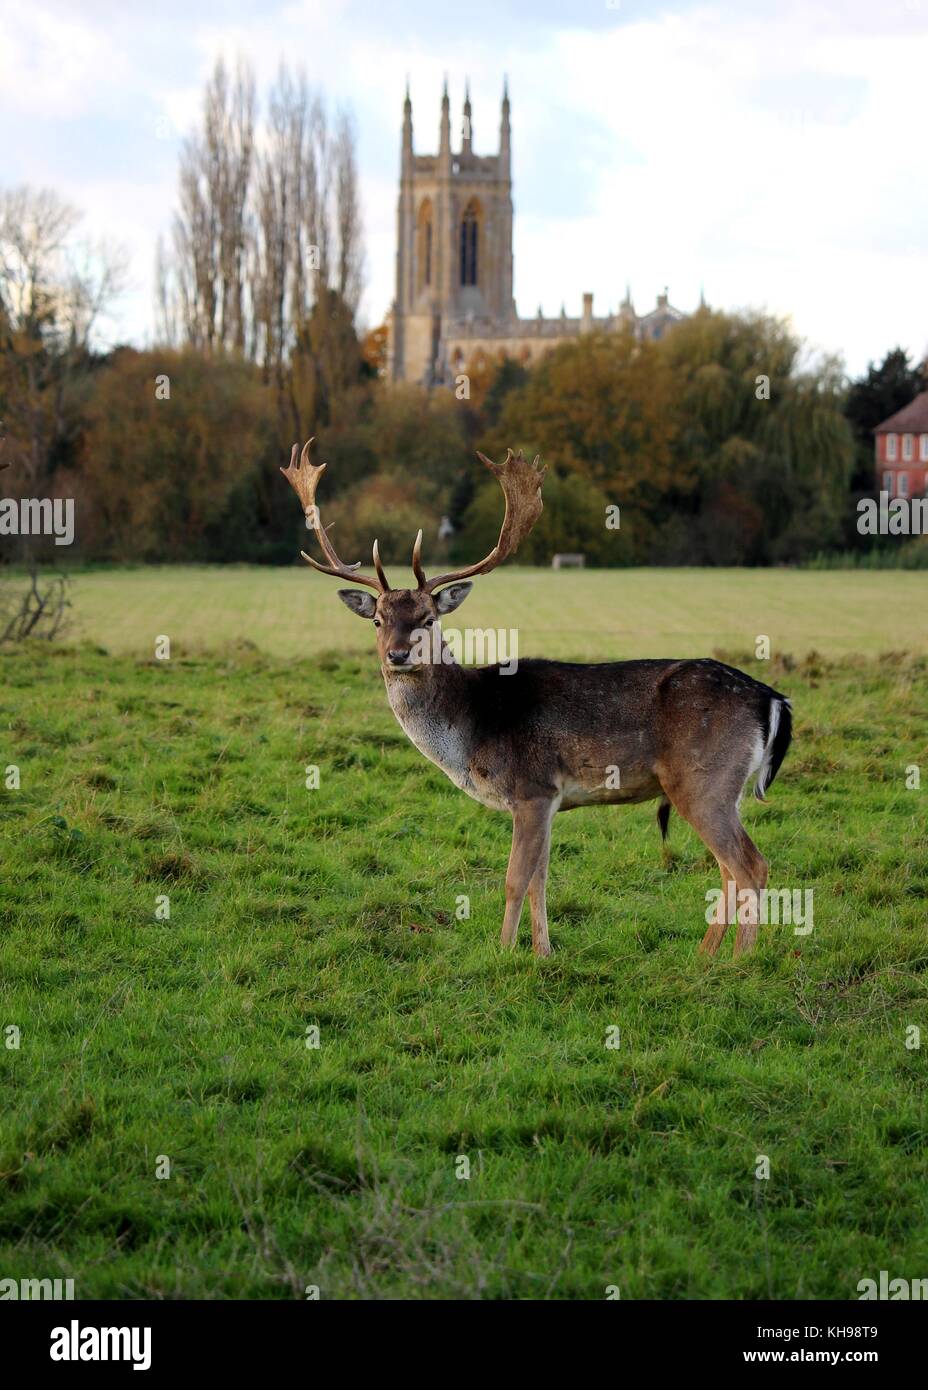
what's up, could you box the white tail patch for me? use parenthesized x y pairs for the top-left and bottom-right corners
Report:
(754, 697), (787, 801)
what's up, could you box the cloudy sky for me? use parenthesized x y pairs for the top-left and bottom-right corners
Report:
(2, 0), (926, 374)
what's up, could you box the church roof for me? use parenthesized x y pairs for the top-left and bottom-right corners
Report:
(874, 391), (928, 434)
(638, 302), (685, 325)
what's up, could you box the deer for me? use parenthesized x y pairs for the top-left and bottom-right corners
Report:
(282, 440), (792, 959)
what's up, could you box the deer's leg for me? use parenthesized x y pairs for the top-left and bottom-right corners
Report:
(703, 828), (767, 957)
(700, 860), (735, 956)
(527, 814), (554, 957)
(662, 779), (768, 957)
(694, 817), (769, 957)
(732, 835), (768, 957)
(501, 799), (555, 952)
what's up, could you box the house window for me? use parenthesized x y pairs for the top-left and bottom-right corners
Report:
(920, 435), (928, 462)
(903, 434), (914, 460)
(882, 472), (894, 495)
(459, 200), (479, 287)
(898, 472), (909, 497)
(886, 434), (897, 460)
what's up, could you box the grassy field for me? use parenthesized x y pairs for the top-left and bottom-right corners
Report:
(1, 567), (927, 1298)
(64, 564), (928, 660)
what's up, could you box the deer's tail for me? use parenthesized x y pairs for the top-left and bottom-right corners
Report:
(754, 695), (793, 802)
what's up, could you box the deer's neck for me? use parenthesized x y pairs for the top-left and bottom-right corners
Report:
(382, 656), (480, 799)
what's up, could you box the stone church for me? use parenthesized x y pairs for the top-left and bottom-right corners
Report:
(386, 81), (690, 385)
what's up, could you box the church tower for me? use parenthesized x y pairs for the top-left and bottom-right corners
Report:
(388, 80), (515, 383)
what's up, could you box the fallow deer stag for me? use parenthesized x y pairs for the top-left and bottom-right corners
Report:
(282, 440), (792, 958)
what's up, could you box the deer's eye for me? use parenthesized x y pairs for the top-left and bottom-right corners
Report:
(373, 618), (382, 628)
(423, 618), (435, 627)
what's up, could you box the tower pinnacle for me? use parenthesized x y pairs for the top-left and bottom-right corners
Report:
(462, 78), (473, 153)
(401, 80), (413, 172)
(439, 77), (450, 163)
(499, 76), (511, 176)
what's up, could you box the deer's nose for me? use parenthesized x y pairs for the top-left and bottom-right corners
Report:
(388, 648), (411, 666)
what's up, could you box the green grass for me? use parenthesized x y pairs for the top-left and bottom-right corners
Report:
(64, 564), (928, 659)
(1, 568), (927, 1298)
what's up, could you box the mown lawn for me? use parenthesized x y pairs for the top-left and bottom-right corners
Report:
(0, 573), (926, 1298)
(63, 563), (928, 660)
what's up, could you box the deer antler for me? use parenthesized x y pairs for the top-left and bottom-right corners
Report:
(280, 438), (388, 592)
(416, 448), (545, 592)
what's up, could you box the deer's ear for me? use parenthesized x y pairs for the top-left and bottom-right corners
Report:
(337, 589), (378, 619)
(434, 582), (473, 615)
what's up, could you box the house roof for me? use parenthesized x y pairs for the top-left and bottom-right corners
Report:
(874, 391), (928, 434)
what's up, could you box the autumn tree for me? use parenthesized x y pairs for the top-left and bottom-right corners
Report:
(360, 322), (388, 377)
(482, 330), (678, 559)
(658, 308), (854, 563)
(491, 330), (678, 497)
(454, 466), (625, 569)
(844, 347), (925, 490)
(316, 471), (439, 568)
(80, 348), (274, 561)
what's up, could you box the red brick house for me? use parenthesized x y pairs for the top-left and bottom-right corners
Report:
(874, 392), (928, 498)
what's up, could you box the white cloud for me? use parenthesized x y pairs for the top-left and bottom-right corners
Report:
(0, 0), (133, 119)
(503, 6), (928, 370)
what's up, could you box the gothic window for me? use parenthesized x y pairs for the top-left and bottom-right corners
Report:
(416, 199), (433, 292)
(460, 200), (479, 287)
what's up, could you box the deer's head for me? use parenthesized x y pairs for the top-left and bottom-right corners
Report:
(281, 440), (545, 675)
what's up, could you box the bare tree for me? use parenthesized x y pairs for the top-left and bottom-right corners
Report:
(161, 56), (363, 367)
(169, 56), (255, 354)
(0, 187), (80, 343)
(0, 185), (124, 640)
(219, 59), (256, 351)
(304, 92), (330, 301)
(253, 64), (303, 378)
(0, 185), (125, 480)
(154, 233), (178, 346)
(334, 108), (363, 316)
